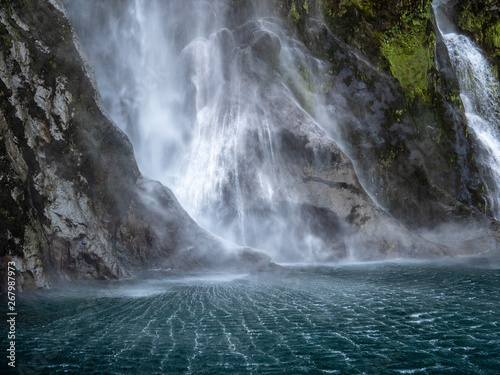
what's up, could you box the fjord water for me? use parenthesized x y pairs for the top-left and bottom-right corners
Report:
(11, 262), (500, 374)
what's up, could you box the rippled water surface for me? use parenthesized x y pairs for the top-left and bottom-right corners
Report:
(7, 259), (500, 374)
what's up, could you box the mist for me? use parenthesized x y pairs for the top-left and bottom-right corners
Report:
(59, 0), (500, 268)
(62, 0), (360, 262)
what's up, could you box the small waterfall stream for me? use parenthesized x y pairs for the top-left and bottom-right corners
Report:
(433, 0), (500, 218)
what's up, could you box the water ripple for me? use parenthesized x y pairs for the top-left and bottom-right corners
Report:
(9, 264), (500, 374)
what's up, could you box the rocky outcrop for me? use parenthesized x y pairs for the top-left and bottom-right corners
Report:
(0, 0), (273, 291)
(264, 81), (454, 260)
(173, 18), (455, 261)
(246, 0), (500, 252)
(268, 0), (493, 228)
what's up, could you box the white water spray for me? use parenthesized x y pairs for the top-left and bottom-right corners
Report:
(64, 0), (344, 261)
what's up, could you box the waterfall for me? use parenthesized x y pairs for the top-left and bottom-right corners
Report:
(433, 0), (500, 219)
(63, 0), (336, 261)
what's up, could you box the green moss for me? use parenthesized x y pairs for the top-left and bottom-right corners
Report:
(379, 5), (435, 100)
(379, 141), (408, 169)
(381, 35), (432, 99)
(457, 3), (482, 33)
(335, 0), (364, 17)
(485, 22), (500, 51)
(384, 107), (405, 128)
(289, 1), (300, 23)
(317, 0), (437, 100)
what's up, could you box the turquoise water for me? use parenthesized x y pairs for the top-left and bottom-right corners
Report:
(4, 258), (500, 374)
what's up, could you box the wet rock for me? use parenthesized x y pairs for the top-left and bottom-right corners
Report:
(250, 29), (281, 68)
(2, 0), (499, 292)
(0, 1), (272, 291)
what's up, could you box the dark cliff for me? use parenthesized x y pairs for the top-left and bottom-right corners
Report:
(1, 0), (499, 291)
(271, 0), (492, 227)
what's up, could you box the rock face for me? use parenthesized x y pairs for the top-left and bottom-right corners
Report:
(273, 0), (491, 227)
(275, 0), (500, 248)
(184, 17), (456, 261)
(0, 0), (272, 291)
(1, 0), (499, 291)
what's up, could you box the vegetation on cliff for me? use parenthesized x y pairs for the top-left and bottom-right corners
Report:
(269, 0), (489, 224)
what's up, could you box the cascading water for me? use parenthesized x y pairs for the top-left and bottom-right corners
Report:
(63, 0), (338, 261)
(433, 0), (500, 219)
(10, 2), (500, 374)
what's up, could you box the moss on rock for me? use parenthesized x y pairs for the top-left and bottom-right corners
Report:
(380, 7), (435, 99)
(274, 1), (438, 100)
(270, 0), (489, 224)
